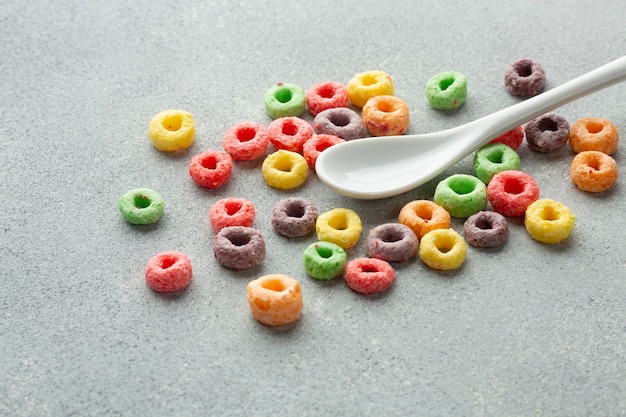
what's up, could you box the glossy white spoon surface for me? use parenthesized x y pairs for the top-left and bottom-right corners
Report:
(316, 56), (626, 199)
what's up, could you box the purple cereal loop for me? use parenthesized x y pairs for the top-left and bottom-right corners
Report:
(366, 223), (418, 263)
(271, 198), (318, 238)
(524, 113), (570, 152)
(213, 226), (266, 270)
(463, 211), (509, 248)
(312, 107), (366, 140)
(504, 58), (546, 97)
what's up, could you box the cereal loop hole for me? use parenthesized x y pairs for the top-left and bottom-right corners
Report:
(228, 232), (251, 246)
(449, 178), (476, 195)
(236, 126), (257, 142)
(261, 278), (285, 292)
(274, 88), (292, 103)
(475, 217), (494, 230)
(503, 178), (525, 194)
(380, 229), (403, 243)
(158, 256), (177, 269)
(487, 149), (504, 164)
(361, 74), (378, 86)
(134, 194), (151, 209)
(162, 114), (182, 131)
(318, 84), (337, 98)
(436, 239), (454, 253)
(316, 246), (334, 259)
(328, 112), (351, 127)
(414, 205), (433, 220)
(224, 200), (243, 215)
(200, 154), (218, 170)
(274, 159), (294, 172)
(517, 62), (533, 77)
(439, 77), (455, 91)
(541, 207), (559, 221)
(281, 120), (298, 136)
(538, 118), (558, 132)
(586, 121), (604, 134)
(328, 216), (348, 230)
(286, 202), (305, 218)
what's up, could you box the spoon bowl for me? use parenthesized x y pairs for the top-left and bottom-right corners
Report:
(316, 56), (626, 199)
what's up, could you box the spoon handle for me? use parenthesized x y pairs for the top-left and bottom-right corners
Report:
(469, 55), (626, 142)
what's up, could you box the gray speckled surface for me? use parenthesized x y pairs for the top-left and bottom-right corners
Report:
(1, 1), (625, 416)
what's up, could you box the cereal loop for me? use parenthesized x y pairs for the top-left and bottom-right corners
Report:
(264, 83), (306, 119)
(247, 274), (303, 326)
(267, 117), (313, 154)
(398, 200), (451, 239)
(569, 117), (619, 155)
(366, 223), (418, 263)
(316, 208), (362, 249)
(419, 228), (467, 270)
(262, 150), (309, 190)
(487, 170), (540, 217)
(271, 198), (318, 238)
(303, 241), (347, 280)
(188, 150), (233, 189)
(425, 71), (467, 110)
(312, 107), (366, 140)
(490, 125), (524, 150)
(145, 251), (193, 293)
(303, 134), (345, 169)
(347, 70), (395, 108)
(434, 174), (488, 218)
(570, 151), (618, 193)
(209, 197), (255, 233)
(473, 143), (521, 184)
(344, 258), (395, 294)
(118, 187), (164, 225)
(463, 211), (509, 248)
(362, 95), (410, 136)
(222, 121), (270, 161)
(524, 113), (570, 153)
(148, 109), (195, 152)
(524, 199), (575, 244)
(306, 81), (350, 116)
(213, 226), (266, 270)
(504, 58), (546, 97)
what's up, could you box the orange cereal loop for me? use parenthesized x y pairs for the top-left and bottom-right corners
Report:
(247, 274), (303, 327)
(570, 150), (618, 192)
(398, 200), (451, 239)
(569, 117), (619, 155)
(362, 95), (410, 136)
(347, 70), (395, 108)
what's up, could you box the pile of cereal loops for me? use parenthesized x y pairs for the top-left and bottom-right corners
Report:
(120, 61), (618, 327)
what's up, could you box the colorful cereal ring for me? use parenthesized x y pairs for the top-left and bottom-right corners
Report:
(362, 95), (410, 136)
(209, 197), (255, 233)
(306, 81), (349, 116)
(213, 226), (266, 270)
(570, 151), (618, 193)
(344, 257), (395, 294)
(188, 150), (233, 189)
(222, 121), (270, 161)
(487, 170), (540, 217)
(303, 241), (347, 280)
(262, 150), (309, 190)
(473, 143), (520, 184)
(316, 208), (362, 249)
(569, 117), (619, 155)
(366, 223), (418, 263)
(303, 134), (345, 169)
(489, 125), (524, 150)
(398, 200), (451, 239)
(147, 109), (196, 152)
(271, 198), (318, 238)
(524, 113), (570, 152)
(264, 82), (306, 119)
(312, 107), (366, 140)
(118, 188), (164, 225)
(145, 251), (193, 293)
(347, 70), (395, 108)
(419, 228), (467, 270)
(524, 199), (575, 244)
(425, 71), (467, 110)
(504, 58), (546, 97)
(434, 174), (488, 218)
(267, 117), (313, 154)
(463, 211), (509, 248)
(247, 274), (303, 326)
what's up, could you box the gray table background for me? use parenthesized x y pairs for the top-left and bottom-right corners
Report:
(2, 0), (625, 416)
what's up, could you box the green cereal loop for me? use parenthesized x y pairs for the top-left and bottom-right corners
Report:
(473, 143), (521, 184)
(118, 188), (164, 225)
(303, 241), (347, 280)
(264, 82), (306, 119)
(425, 71), (467, 110)
(434, 174), (487, 218)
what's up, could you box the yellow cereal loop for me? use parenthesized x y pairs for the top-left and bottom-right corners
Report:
(347, 70), (395, 108)
(524, 199), (575, 244)
(262, 150), (309, 189)
(147, 109), (196, 152)
(419, 228), (467, 270)
(316, 208), (362, 249)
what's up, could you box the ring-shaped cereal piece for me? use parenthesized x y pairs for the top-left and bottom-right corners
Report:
(419, 228), (467, 270)
(262, 150), (309, 190)
(222, 121), (270, 161)
(264, 82), (306, 119)
(398, 200), (451, 239)
(267, 117), (313, 154)
(316, 207), (362, 249)
(366, 223), (418, 263)
(118, 188), (164, 225)
(209, 197), (255, 233)
(504, 58), (546, 97)
(524, 199), (575, 244)
(490, 125), (524, 150)
(425, 71), (467, 110)
(463, 211), (509, 248)
(569, 117), (619, 155)
(147, 109), (196, 152)
(247, 274), (303, 326)
(434, 174), (488, 218)
(271, 197), (318, 237)
(213, 226), (266, 270)
(524, 113), (570, 152)
(362, 95), (410, 136)
(344, 258), (395, 294)
(306, 81), (350, 116)
(570, 150), (618, 193)
(188, 150), (233, 189)
(145, 251), (193, 293)
(303, 241), (347, 280)
(473, 143), (521, 184)
(312, 107), (366, 140)
(347, 70), (395, 108)
(487, 170), (540, 217)
(303, 134), (345, 169)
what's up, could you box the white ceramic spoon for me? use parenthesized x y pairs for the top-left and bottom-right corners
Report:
(316, 56), (626, 199)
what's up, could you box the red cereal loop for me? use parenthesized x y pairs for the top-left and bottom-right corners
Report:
(209, 197), (256, 233)
(344, 257), (395, 294)
(188, 150), (233, 189)
(145, 251), (193, 293)
(222, 121), (270, 160)
(303, 134), (345, 169)
(267, 117), (313, 154)
(487, 170), (540, 217)
(306, 81), (350, 116)
(489, 125), (524, 150)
